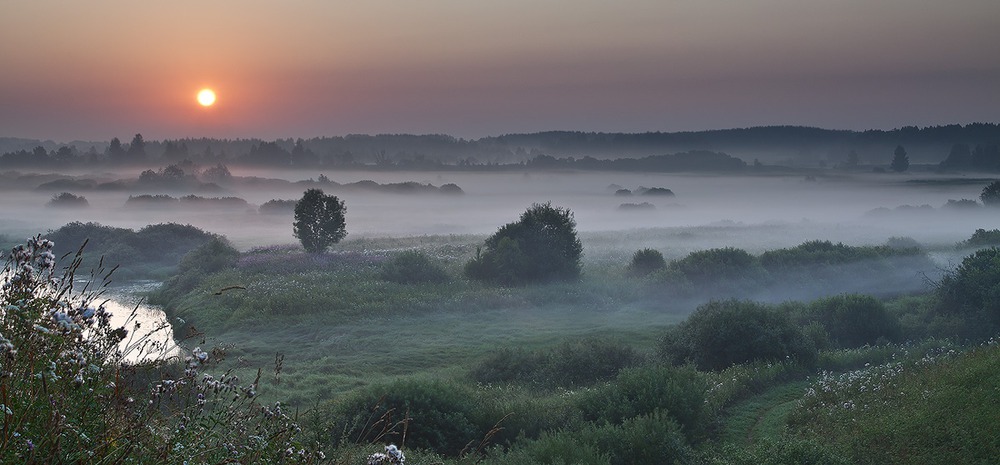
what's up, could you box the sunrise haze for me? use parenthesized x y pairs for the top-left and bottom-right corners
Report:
(2, 0), (998, 141)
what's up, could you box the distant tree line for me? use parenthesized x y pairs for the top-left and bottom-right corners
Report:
(2, 123), (999, 169)
(938, 143), (1000, 171)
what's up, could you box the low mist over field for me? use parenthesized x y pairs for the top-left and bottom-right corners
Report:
(4, 0), (1000, 462)
(2, 166), (996, 252)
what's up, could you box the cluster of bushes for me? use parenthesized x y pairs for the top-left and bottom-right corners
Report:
(634, 240), (933, 300)
(259, 198), (297, 214)
(958, 228), (1000, 248)
(46, 191), (89, 208)
(470, 337), (642, 388)
(659, 300), (818, 370)
(46, 221), (220, 278)
(659, 296), (907, 371)
(125, 194), (249, 209)
(153, 236), (241, 304)
(932, 246), (1000, 339)
(295, 178), (465, 195)
(612, 186), (675, 197)
(626, 248), (666, 276)
(315, 364), (710, 463)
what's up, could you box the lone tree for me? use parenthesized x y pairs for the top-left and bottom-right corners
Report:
(465, 202), (583, 285)
(293, 188), (346, 253)
(890, 145), (909, 172)
(981, 181), (1000, 207)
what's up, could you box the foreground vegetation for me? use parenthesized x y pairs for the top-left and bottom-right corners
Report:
(4, 221), (1000, 463)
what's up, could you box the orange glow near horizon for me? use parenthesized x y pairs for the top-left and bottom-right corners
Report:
(197, 89), (217, 107)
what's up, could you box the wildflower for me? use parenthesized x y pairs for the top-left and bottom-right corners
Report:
(368, 444), (406, 465)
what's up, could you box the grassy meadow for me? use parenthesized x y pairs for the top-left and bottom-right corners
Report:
(5, 215), (1000, 463)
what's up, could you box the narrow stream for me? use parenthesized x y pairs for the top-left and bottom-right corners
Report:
(104, 281), (182, 362)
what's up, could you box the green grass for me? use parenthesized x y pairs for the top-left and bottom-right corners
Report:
(717, 380), (810, 446)
(788, 341), (1000, 464)
(137, 231), (1000, 463)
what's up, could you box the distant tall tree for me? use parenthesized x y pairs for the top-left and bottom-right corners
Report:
(127, 133), (147, 161)
(32, 146), (49, 164)
(890, 145), (909, 172)
(162, 141), (190, 161)
(53, 146), (76, 164)
(293, 189), (347, 253)
(107, 137), (126, 163)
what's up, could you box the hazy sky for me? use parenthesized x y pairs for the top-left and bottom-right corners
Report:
(2, 0), (998, 141)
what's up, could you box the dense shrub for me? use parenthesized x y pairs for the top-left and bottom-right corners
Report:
(470, 337), (641, 387)
(575, 365), (710, 443)
(439, 183), (464, 194)
(125, 194), (179, 207)
(45, 222), (218, 278)
(806, 294), (902, 347)
(942, 198), (981, 210)
(321, 378), (485, 457)
(662, 247), (766, 296)
(959, 228), (1000, 249)
(660, 300), (816, 370)
(759, 240), (913, 270)
(259, 198), (297, 214)
(980, 180), (1000, 206)
(379, 250), (449, 284)
(934, 247), (1000, 338)
(465, 203), (582, 285)
(626, 248), (666, 276)
(669, 247), (761, 283)
(641, 187), (675, 196)
(177, 195), (249, 208)
(885, 236), (920, 250)
(46, 191), (89, 208)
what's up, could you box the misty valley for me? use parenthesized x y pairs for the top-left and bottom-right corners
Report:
(4, 143), (1000, 464)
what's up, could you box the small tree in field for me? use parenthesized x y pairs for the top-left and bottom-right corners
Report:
(890, 145), (909, 172)
(293, 188), (346, 253)
(465, 202), (582, 285)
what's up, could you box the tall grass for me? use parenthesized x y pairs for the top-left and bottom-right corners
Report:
(0, 237), (326, 463)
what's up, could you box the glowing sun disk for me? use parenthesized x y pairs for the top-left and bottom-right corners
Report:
(197, 89), (216, 107)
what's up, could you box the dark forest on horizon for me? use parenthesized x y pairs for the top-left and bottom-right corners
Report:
(3, 123), (999, 170)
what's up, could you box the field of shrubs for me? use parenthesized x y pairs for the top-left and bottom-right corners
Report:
(3, 220), (1000, 463)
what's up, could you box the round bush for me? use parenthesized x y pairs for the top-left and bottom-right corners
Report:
(661, 299), (816, 370)
(627, 248), (666, 276)
(321, 378), (483, 457)
(46, 192), (89, 208)
(808, 294), (902, 347)
(934, 247), (1000, 338)
(465, 203), (582, 285)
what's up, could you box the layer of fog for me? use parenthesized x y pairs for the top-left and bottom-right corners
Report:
(3, 169), (995, 254)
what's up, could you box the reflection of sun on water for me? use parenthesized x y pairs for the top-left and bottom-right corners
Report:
(104, 298), (182, 363)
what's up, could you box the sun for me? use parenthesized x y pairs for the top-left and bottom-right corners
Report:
(197, 88), (217, 107)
